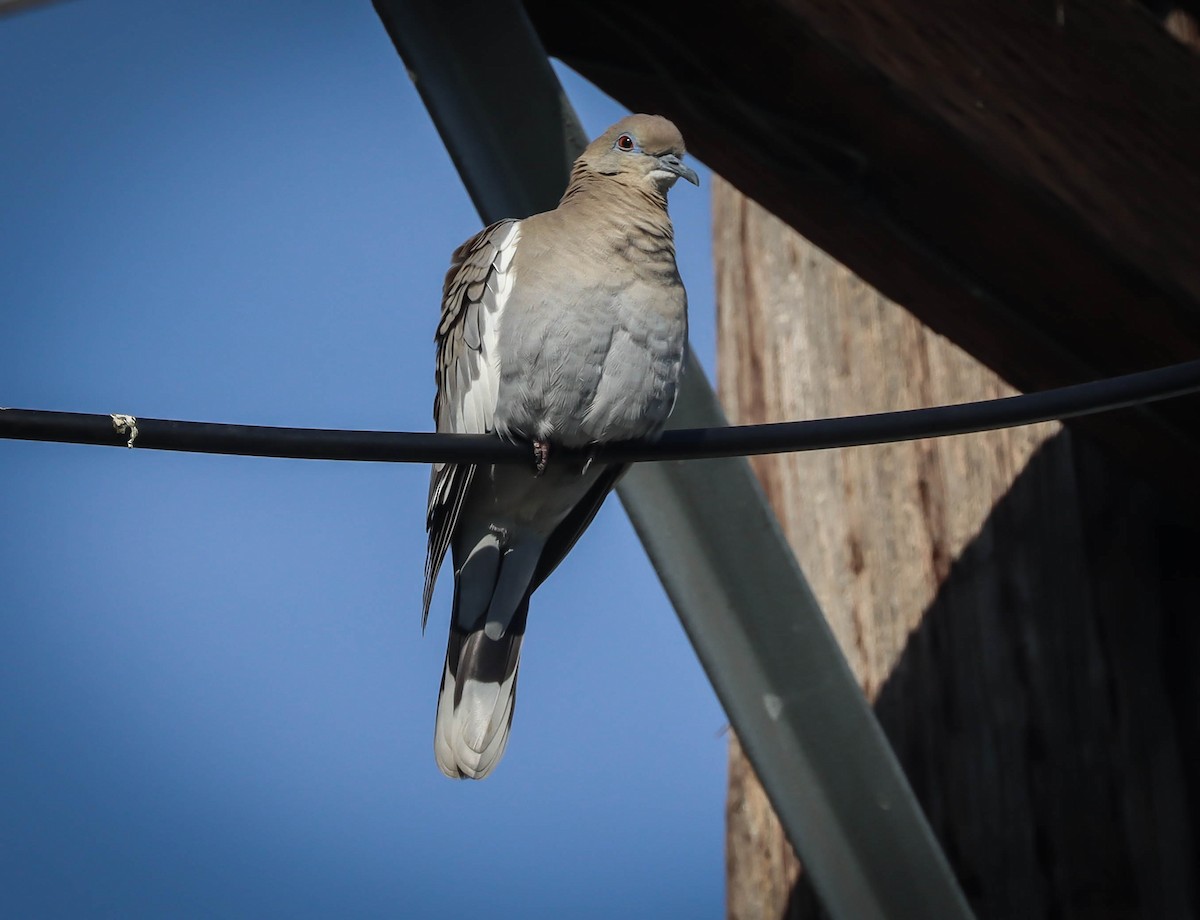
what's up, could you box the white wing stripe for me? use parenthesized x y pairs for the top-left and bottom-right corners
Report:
(424, 221), (522, 624)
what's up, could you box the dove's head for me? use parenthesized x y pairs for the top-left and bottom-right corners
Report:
(579, 114), (700, 193)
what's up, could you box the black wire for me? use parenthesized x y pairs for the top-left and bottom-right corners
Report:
(2, 358), (1199, 465)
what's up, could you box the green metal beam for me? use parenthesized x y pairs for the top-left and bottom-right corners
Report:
(373, 2), (974, 917)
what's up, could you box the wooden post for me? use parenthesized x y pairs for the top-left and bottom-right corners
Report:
(715, 177), (1200, 919)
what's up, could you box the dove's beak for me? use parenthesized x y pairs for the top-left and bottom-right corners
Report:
(656, 153), (700, 186)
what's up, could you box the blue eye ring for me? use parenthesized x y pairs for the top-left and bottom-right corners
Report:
(615, 133), (636, 152)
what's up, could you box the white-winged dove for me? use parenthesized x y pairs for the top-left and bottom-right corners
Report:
(424, 114), (699, 779)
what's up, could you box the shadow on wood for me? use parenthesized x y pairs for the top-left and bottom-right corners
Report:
(742, 431), (1200, 919)
(872, 429), (1200, 918)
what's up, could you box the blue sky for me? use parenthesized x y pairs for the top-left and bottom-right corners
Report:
(0, 1), (727, 917)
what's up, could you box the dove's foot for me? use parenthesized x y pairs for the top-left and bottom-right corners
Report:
(533, 440), (551, 476)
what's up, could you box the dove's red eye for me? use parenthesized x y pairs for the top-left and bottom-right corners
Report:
(616, 133), (635, 151)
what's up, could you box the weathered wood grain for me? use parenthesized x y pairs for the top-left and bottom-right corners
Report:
(715, 177), (1199, 919)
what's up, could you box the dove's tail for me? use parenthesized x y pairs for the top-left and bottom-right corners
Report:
(433, 590), (531, 780)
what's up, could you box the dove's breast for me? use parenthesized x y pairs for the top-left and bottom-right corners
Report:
(492, 205), (688, 447)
